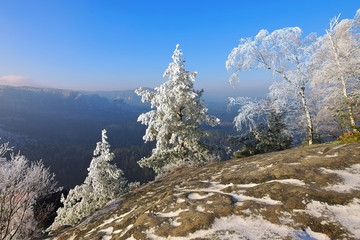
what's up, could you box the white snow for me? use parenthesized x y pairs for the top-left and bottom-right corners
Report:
(321, 164), (360, 192)
(157, 209), (188, 218)
(187, 192), (214, 200)
(115, 206), (137, 223)
(268, 179), (306, 186)
(100, 227), (113, 240)
(236, 183), (259, 188)
(325, 152), (339, 158)
(196, 206), (205, 212)
(306, 198), (360, 238)
(182, 182), (282, 206)
(170, 218), (182, 227)
(97, 217), (116, 229)
(296, 227), (330, 240)
(176, 198), (185, 203)
(145, 214), (329, 240)
(118, 224), (134, 238)
(332, 144), (346, 150)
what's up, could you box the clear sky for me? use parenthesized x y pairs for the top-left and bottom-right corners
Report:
(0, 1), (359, 97)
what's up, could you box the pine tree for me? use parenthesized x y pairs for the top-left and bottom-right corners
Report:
(135, 44), (220, 175)
(231, 107), (292, 158)
(50, 129), (127, 229)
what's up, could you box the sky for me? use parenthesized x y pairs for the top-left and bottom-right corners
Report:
(0, 1), (359, 98)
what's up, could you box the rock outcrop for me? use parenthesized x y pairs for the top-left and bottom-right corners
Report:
(48, 142), (360, 239)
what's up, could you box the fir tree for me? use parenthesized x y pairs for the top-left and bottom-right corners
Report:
(135, 44), (220, 175)
(50, 129), (127, 229)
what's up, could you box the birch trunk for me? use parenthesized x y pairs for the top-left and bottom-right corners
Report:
(328, 32), (357, 131)
(299, 86), (314, 145)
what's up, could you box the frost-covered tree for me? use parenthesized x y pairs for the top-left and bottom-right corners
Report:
(226, 27), (317, 144)
(50, 129), (127, 229)
(135, 44), (220, 175)
(312, 9), (360, 131)
(229, 99), (292, 157)
(0, 140), (57, 240)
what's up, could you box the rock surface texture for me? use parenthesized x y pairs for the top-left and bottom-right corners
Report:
(49, 142), (360, 240)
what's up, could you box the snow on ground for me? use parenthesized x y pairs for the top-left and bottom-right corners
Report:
(321, 164), (360, 192)
(116, 224), (134, 238)
(99, 227), (113, 240)
(305, 198), (360, 238)
(145, 214), (329, 240)
(267, 179), (306, 186)
(157, 209), (188, 218)
(325, 152), (339, 158)
(196, 206), (205, 212)
(181, 182), (282, 206)
(187, 192), (214, 200)
(332, 144), (346, 150)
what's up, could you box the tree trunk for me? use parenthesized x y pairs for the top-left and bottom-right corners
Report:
(328, 32), (357, 131)
(299, 86), (314, 145)
(340, 76), (357, 131)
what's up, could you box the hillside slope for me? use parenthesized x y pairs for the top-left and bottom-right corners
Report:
(48, 142), (360, 240)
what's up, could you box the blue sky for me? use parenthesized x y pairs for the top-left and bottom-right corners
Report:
(0, 1), (359, 97)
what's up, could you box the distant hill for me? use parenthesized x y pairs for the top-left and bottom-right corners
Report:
(0, 85), (155, 189)
(48, 142), (360, 240)
(0, 85), (236, 189)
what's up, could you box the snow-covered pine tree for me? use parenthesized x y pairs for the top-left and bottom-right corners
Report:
(229, 100), (292, 157)
(50, 129), (127, 229)
(135, 44), (220, 175)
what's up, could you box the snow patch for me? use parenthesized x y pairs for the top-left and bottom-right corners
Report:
(187, 192), (214, 200)
(268, 179), (306, 186)
(182, 182), (281, 206)
(118, 224), (133, 238)
(305, 198), (360, 238)
(115, 206), (137, 223)
(325, 152), (339, 158)
(100, 227), (113, 240)
(332, 144), (346, 150)
(157, 209), (188, 218)
(321, 164), (360, 192)
(296, 227), (330, 240)
(236, 183), (259, 188)
(145, 214), (328, 240)
(196, 206), (205, 212)
(171, 218), (182, 227)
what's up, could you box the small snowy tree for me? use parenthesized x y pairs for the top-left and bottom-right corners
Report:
(312, 9), (360, 131)
(135, 44), (220, 175)
(229, 99), (292, 157)
(0, 140), (57, 240)
(50, 129), (127, 229)
(226, 27), (317, 144)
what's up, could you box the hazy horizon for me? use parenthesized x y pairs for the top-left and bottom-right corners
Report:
(0, 1), (358, 97)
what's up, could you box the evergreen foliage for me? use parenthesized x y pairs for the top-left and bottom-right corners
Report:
(232, 109), (292, 158)
(135, 44), (221, 175)
(50, 129), (127, 229)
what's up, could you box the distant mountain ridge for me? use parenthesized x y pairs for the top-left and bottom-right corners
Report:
(0, 85), (235, 189)
(0, 85), (154, 189)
